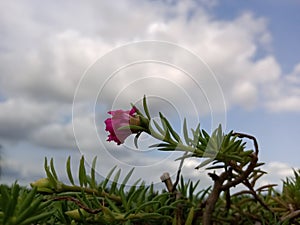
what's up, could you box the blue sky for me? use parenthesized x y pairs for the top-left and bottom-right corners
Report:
(0, 0), (299, 189)
(213, 0), (300, 73)
(212, 0), (300, 166)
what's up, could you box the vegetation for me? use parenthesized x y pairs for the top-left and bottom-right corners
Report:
(0, 156), (299, 224)
(1, 97), (299, 224)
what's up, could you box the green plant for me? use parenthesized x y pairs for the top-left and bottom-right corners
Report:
(1, 96), (299, 224)
(271, 169), (300, 223)
(0, 183), (54, 225)
(106, 96), (274, 224)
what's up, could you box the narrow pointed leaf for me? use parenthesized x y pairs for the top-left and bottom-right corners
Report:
(105, 196), (121, 213)
(121, 168), (134, 189)
(79, 156), (87, 187)
(91, 156), (97, 188)
(134, 132), (142, 149)
(149, 143), (175, 148)
(143, 95), (151, 119)
(110, 168), (121, 193)
(185, 207), (194, 225)
(175, 153), (194, 161)
(103, 165), (117, 189)
(135, 201), (161, 213)
(118, 125), (147, 131)
(50, 158), (58, 180)
(162, 116), (181, 142)
(183, 118), (190, 145)
(66, 156), (75, 185)
(195, 158), (214, 169)
(152, 119), (165, 135)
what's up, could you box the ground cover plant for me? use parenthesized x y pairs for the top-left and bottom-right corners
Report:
(0, 96), (299, 224)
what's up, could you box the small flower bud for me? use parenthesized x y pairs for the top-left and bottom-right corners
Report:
(65, 209), (88, 220)
(30, 178), (50, 188)
(30, 178), (54, 193)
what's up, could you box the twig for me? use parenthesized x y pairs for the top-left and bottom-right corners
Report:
(243, 179), (271, 211)
(172, 151), (188, 192)
(281, 210), (300, 222)
(203, 171), (228, 224)
(160, 172), (183, 225)
(52, 196), (102, 214)
(232, 132), (259, 155)
(202, 132), (262, 225)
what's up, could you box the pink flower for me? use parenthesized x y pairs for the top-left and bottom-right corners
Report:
(104, 107), (138, 145)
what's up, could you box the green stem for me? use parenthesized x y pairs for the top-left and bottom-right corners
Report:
(147, 126), (202, 154)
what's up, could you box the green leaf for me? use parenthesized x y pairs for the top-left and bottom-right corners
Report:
(158, 147), (177, 151)
(134, 132), (142, 148)
(105, 196), (121, 213)
(135, 201), (161, 213)
(163, 128), (172, 143)
(195, 158), (214, 169)
(110, 169), (121, 193)
(216, 124), (223, 146)
(156, 205), (177, 213)
(119, 188), (128, 211)
(183, 118), (190, 145)
(226, 154), (242, 162)
(240, 150), (254, 156)
(50, 158), (58, 180)
(15, 197), (43, 224)
(159, 112), (168, 131)
(103, 166), (117, 189)
(200, 186), (211, 200)
(44, 159), (57, 188)
(0, 185), (9, 212)
(19, 210), (55, 225)
(79, 156), (87, 187)
(206, 165), (225, 170)
(8, 183), (20, 220)
(175, 153), (194, 161)
(91, 156), (97, 188)
(222, 138), (241, 154)
(185, 207), (194, 225)
(18, 187), (37, 215)
(202, 129), (210, 140)
(120, 168), (135, 190)
(143, 95), (151, 119)
(118, 125), (147, 132)
(152, 119), (165, 135)
(127, 187), (145, 211)
(160, 113), (181, 143)
(222, 131), (233, 148)
(66, 156), (75, 185)
(149, 143), (175, 148)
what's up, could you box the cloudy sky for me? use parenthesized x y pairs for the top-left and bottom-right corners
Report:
(0, 0), (299, 189)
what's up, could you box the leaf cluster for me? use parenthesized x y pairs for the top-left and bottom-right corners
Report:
(0, 157), (300, 224)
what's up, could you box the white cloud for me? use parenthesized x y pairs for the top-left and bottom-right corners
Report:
(258, 161), (296, 189)
(0, 0), (299, 186)
(264, 63), (300, 112)
(0, 98), (57, 140)
(30, 122), (77, 150)
(1, 0), (297, 117)
(231, 81), (258, 109)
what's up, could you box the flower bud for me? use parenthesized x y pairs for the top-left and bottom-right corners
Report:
(65, 209), (89, 220)
(30, 178), (54, 193)
(30, 178), (50, 188)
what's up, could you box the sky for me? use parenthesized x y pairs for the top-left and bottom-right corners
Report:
(0, 0), (299, 190)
